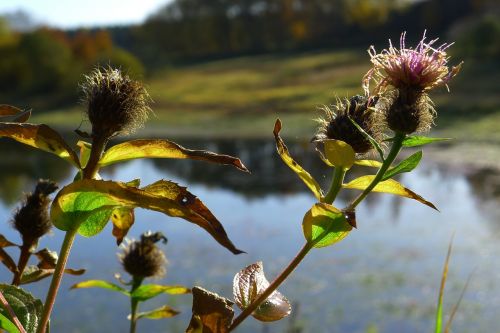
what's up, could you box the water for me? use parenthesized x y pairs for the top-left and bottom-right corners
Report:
(0, 138), (499, 333)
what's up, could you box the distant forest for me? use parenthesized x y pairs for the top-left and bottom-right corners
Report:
(0, 0), (498, 109)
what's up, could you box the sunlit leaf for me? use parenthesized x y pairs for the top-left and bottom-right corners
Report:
(0, 312), (20, 333)
(98, 139), (249, 172)
(111, 208), (135, 245)
(323, 139), (355, 169)
(302, 203), (352, 248)
(343, 176), (437, 210)
(354, 159), (383, 168)
(0, 123), (80, 168)
(0, 284), (43, 333)
(134, 305), (180, 320)
(19, 266), (85, 285)
(186, 286), (234, 333)
(51, 179), (244, 254)
(131, 284), (190, 302)
(382, 151), (422, 181)
(273, 119), (323, 200)
(71, 280), (129, 296)
(233, 261), (291, 322)
(402, 136), (452, 148)
(0, 105), (31, 123)
(76, 141), (92, 169)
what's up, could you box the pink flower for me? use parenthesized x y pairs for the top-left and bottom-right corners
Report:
(363, 31), (463, 95)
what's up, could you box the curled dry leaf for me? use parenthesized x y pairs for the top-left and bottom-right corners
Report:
(0, 105), (31, 123)
(233, 261), (291, 322)
(186, 286), (234, 333)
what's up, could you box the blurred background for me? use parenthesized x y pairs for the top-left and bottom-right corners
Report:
(0, 0), (499, 332)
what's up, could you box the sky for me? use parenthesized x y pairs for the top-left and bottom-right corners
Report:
(0, 0), (171, 29)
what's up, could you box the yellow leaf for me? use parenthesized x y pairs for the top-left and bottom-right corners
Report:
(343, 176), (438, 210)
(77, 141), (92, 169)
(354, 159), (383, 168)
(324, 139), (355, 169)
(99, 139), (249, 172)
(302, 203), (352, 248)
(111, 208), (135, 245)
(273, 119), (323, 200)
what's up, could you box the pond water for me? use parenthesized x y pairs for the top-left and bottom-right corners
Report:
(0, 138), (499, 333)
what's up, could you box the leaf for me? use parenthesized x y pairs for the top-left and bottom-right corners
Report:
(70, 280), (129, 296)
(51, 179), (244, 254)
(0, 234), (18, 248)
(382, 151), (422, 181)
(111, 208), (135, 245)
(0, 248), (17, 274)
(0, 105), (31, 123)
(20, 266), (85, 285)
(402, 136), (452, 148)
(0, 284), (43, 333)
(98, 139), (249, 172)
(354, 159), (383, 168)
(435, 238), (453, 333)
(302, 203), (352, 248)
(323, 139), (355, 169)
(76, 141), (92, 169)
(0, 312), (20, 333)
(131, 284), (190, 302)
(0, 123), (80, 168)
(134, 305), (180, 320)
(186, 286), (234, 333)
(273, 119), (323, 200)
(233, 261), (291, 322)
(343, 176), (438, 210)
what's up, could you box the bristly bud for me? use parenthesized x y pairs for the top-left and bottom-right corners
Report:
(12, 179), (58, 246)
(313, 95), (382, 154)
(81, 66), (152, 140)
(119, 231), (167, 279)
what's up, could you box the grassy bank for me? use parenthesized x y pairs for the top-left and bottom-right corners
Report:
(31, 49), (499, 141)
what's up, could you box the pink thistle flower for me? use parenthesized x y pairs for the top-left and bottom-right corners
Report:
(363, 31), (463, 95)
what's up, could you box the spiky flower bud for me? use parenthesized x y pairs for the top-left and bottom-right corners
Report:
(81, 67), (152, 140)
(313, 95), (381, 154)
(12, 179), (58, 245)
(119, 231), (167, 279)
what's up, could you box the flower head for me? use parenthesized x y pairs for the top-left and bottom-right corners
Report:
(313, 95), (381, 154)
(81, 67), (152, 139)
(363, 31), (463, 95)
(119, 231), (167, 279)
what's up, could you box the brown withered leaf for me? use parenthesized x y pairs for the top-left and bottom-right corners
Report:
(233, 261), (291, 322)
(0, 234), (18, 248)
(20, 265), (85, 285)
(0, 123), (80, 168)
(98, 139), (249, 172)
(0, 104), (31, 123)
(0, 247), (17, 273)
(186, 286), (234, 333)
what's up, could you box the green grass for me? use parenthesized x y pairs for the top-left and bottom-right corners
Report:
(31, 49), (500, 141)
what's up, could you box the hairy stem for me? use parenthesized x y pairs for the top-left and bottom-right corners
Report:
(82, 135), (108, 179)
(36, 227), (78, 333)
(347, 132), (405, 210)
(11, 244), (32, 286)
(322, 167), (346, 204)
(229, 242), (314, 331)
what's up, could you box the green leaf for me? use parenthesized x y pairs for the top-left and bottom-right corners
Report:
(135, 306), (180, 320)
(131, 284), (190, 302)
(51, 179), (244, 254)
(402, 136), (452, 148)
(343, 176), (438, 210)
(348, 116), (384, 160)
(76, 141), (92, 169)
(98, 139), (249, 172)
(233, 261), (291, 322)
(0, 284), (44, 333)
(273, 119), (323, 200)
(71, 280), (129, 296)
(382, 151), (422, 181)
(0, 105), (31, 123)
(0, 123), (80, 168)
(354, 159), (383, 168)
(323, 139), (355, 169)
(0, 312), (20, 333)
(302, 203), (352, 248)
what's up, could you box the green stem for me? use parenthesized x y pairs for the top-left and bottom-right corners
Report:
(129, 277), (143, 333)
(12, 244), (32, 286)
(36, 227), (79, 333)
(347, 132), (406, 210)
(322, 167), (346, 204)
(229, 242), (314, 331)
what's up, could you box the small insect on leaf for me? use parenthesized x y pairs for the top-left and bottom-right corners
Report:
(233, 261), (291, 322)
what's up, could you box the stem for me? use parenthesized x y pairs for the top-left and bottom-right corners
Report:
(12, 244), (32, 286)
(322, 167), (346, 204)
(129, 277), (143, 333)
(347, 132), (406, 210)
(229, 242), (314, 331)
(36, 227), (79, 333)
(0, 290), (27, 333)
(82, 135), (108, 179)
